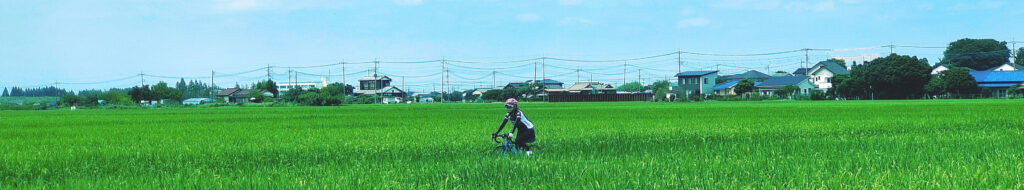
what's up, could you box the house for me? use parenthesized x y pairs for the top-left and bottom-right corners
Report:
(969, 71), (1024, 97)
(712, 80), (761, 96)
(931, 64), (951, 76)
(182, 98), (212, 105)
(545, 82), (616, 94)
(675, 70), (718, 95)
(216, 88), (264, 103)
(719, 70), (771, 82)
(987, 62), (1024, 71)
(411, 92), (440, 102)
(504, 79), (563, 89)
(755, 76), (815, 96)
(468, 88), (492, 97)
(277, 77), (328, 91)
(792, 68), (810, 76)
(806, 60), (850, 90)
(354, 74), (406, 103)
(773, 71), (792, 76)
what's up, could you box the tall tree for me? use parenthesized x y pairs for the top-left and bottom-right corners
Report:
(863, 54), (933, 99)
(2, 87), (7, 97)
(923, 77), (945, 98)
(939, 67), (979, 98)
(733, 79), (755, 95)
(617, 81), (645, 92)
(940, 38), (1011, 71)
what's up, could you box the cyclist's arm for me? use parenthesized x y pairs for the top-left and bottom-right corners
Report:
(495, 113), (510, 134)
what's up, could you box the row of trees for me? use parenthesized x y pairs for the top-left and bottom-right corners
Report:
(1, 86), (73, 97)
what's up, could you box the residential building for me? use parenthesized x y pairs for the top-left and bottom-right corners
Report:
(931, 64), (950, 76)
(546, 82), (616, 94)
(712, 80), (760, 96)
(354, 74), (406, 103)
(987, 62), (1024, 71)
(807, 60), (850, 90)
(215, 88), (269, 103)
(719, 70), (771, 82)
(277, 77), (329, 91)
(755, 76), (815, 96)
(773, 71), (792, 76)
(504, 79), (564, 89)
(792, 68), (810, 76)
(675, 70), (718, 95)
(970, 71), (1024, 97)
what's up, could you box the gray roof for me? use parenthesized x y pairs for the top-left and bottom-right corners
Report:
(525, 79), (563, 85)
(675, 70), (718, 77)
(756, 76), (810, 88)
(809, 61), (850, 75)
(359, 74), (392, 81)
(792, 68), (810, 75)
(720, 70), (771, 80)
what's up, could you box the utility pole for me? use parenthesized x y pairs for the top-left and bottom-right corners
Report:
(677, 51), (682, 74)
(716, 64), (720, 72)
(804, 49), (810, 76)
(637, 69), (642, 85)
(266, 65), (271, 81)
(889, 42), (894, 54)
(211, 70), (215, 97)
(440, 59), (445, 104)
(541, 57), (547, 80)
(576, 67), (580, 84)
(140, 72), (145, 87)
(492, 70), (496, 89)
(623, 61), (627, 85)
(342, 62), (347, 96)
(534, 62), (538, 83)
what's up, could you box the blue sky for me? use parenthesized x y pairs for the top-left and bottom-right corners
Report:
(2, 0), (1022, 92)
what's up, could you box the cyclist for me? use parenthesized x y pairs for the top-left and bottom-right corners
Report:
(492, 98), (536, 156)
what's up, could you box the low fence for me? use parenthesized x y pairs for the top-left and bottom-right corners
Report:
(548, 93), (653, 102)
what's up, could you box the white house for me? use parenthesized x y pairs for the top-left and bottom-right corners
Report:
(988, 62), (1024, 71)
(806, 61), (849, 90)
(755, 76), (816, 96)
(931, 64), (950, 75)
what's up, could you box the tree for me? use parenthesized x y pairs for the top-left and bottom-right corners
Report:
(253, 79), (279, 97)
(826, 58), (847, 68)
(2, 87), (7, 97)
(152, 81), (182, 101)
(940, 38), (1011, 71)
(127, 85), (153, 103)
(1009, 84), (1022, 97)
(862, 54), (933, 99)
(939, 67), (979, 98)
(1016, 47), (1024, 66)
(651, 80), (671, 101)
(774, 85), (799, 99)
(733, 79), (755, 95)
(617, 81), (645, 92)
(923, 77), (945, 98)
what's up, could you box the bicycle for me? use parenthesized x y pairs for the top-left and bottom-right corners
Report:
(490, 133), (540, 156)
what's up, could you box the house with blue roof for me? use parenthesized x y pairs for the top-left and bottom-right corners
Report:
(970, 71), (1024, 97)
(712, 80), (761, 95)
(675, 70), (718, 96)
(755, 76), (815, 96)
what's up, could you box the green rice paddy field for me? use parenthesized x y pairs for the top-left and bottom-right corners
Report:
(2, 100), (1023, 188)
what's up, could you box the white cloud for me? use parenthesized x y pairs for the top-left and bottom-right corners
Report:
(559, 17), (594, 25)
(558, 0), (582, 6)
(675, 18), (709, 28)
(516, 13), (540, 22)
(394, 0), (423, 6)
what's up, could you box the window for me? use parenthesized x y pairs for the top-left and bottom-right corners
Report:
(703, 78), (708, 84)
(826, 78), (831, 83)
